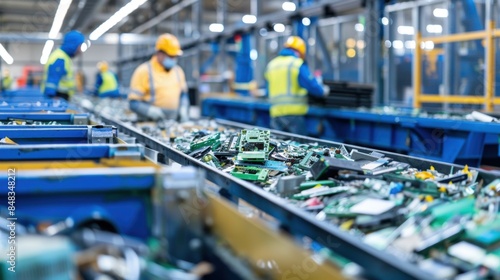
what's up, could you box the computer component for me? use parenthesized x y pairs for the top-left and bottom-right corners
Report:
(236, 129), (270, 162)
(298, 151), (322, 170)
(190, 132), (221, 151)
(231, 166), (269, 182)
(310, 157), (365, 180)
(214, 133), (240, 157)
(234, 160), (288, 172)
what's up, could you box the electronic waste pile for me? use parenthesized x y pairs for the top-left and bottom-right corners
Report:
(80, 96), (500, 279)
(141, 124), (499, 279)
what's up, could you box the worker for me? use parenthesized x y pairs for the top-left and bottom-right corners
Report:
(265, 36), (329, 135)
(41, 30), (85, 101)
(129, 33), (189, 121)
(1, 69), (13, 91)
(94, 61), (120, 97)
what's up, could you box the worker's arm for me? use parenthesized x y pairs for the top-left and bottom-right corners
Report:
(297, 63), (324, 97)
(44, 59), (66, 96)
(94, 73), (102, 96)
(129, 64), (148, 101)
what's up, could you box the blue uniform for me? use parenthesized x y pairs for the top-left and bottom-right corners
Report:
(42, 31), (85, 98)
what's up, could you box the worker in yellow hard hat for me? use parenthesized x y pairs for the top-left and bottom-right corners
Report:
(129, 33), (189, 121)
(265, 36), (329, 134)
(1, 69), (13, 91)
(94, 61), (120, 97)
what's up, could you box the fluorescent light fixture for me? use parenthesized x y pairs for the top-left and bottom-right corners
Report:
(397, 26), (414, 35)
(355, 23), (364, 32)
(40, 40), (55, 65)
(273, 23), (285, 33)
(424, 41), (434, 50)
(81, 42), (88, 52)
(282, 2), (296, 12)
(250, 49), (258, 60)
(302, 17), (311, 26)
(426, 24), (443, 34)
(404, 40), (415, 49)
(392, 40), (403, 49)
(242, 15), (257, 24)
(381, 17), (389, 26)
(49, 0), (73, 39)
(433, 8), (448, 18)
(89, 0), (148, 40)
(209, 23), (224, 33)
(0, 44), (14, 65)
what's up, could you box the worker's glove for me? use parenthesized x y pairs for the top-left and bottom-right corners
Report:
(322, 85), (330, 96)
(146, 106), (165, 121)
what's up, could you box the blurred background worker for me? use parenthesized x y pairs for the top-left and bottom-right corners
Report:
(129, 33), (189, 121)
(265, 36), (329, 135)
(94, 61), (120, 98)
(41, 30), (85, 101)
(1, 69), (13, 91)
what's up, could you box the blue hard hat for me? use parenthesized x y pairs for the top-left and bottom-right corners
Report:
(61, 30), (85, 57)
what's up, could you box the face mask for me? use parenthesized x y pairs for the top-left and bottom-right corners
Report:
(162, 57), (177, 70)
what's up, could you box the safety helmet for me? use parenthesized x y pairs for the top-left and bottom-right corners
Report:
(284, 36), (306, 59)
(97, 61), (108, 72)
(155, 33), (183, 57)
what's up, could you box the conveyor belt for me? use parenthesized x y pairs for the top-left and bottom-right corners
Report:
(97, 113), (452, 280)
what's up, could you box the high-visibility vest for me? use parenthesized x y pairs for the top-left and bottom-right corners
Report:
(98, 71), (118, 95)
(2, 76), (13, 90)
(265, 55), (308, 117)
(41, 48), (76, 96)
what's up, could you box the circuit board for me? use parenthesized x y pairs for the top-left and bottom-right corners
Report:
(236, 129), (270, 162)
(231, 166), (269, 182)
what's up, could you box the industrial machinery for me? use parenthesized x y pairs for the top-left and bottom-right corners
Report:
(82, 95), (499, 279)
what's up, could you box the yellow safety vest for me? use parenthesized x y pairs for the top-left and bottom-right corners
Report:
(98, 71), (118, 95)
(2, 76), (13, 90)
(265, 55), (308, 117)
(41, 48), (76, 96)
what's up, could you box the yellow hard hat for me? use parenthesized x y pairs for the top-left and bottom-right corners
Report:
(155, 33), (183, 57)
(97, 61), (108, 72)
(284, 36), (306, 58)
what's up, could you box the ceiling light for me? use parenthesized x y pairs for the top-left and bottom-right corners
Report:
(282, 2), (296, 12)
(405, 40), (415, 49)
(209, 23), (224, 33)
(89, 0), (148, 41)
(392, 40), (403, 49)
(397, 26), (414, 35)
(250, 49), (258, 60)
(81, 42), (88, 52)
(273, 23), (285, 33)
(433, 8), (448, 18)
(49, 0), (73, 39)
(355, 23), (364, 32)
(242, 15), (257, 24)
(40, 40), (55, 65)
(0, 44), (14, 65)
(381, 17), (389, 26)
(424, 41), (434, 50)
(302, 17), (311, 26)
(426, 24), (443, 34)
